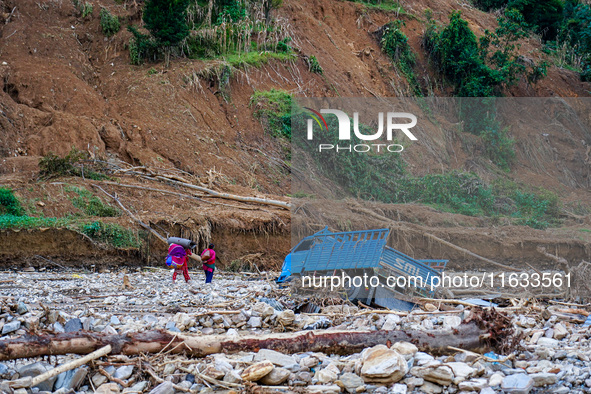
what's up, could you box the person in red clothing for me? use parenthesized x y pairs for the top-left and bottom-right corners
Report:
(168, 243), (192, 283)
(201, 243), (216, 283)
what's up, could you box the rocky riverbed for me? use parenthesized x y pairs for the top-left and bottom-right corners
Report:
(0, 269), (590, 393)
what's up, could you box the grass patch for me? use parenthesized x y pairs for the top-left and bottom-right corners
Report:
(81, 221), (142, 249)
(66, 186), (120, 217)
(390, 173), (560, 229)
(224, 51), (296, 69)
(250, 89), (292, 138)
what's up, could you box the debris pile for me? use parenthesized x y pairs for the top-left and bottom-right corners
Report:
(0, 271), (590, 393)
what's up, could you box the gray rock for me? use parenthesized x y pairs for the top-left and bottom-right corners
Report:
(53, 321), (65, 333)
(529, 372), (557, 387)
(102, 325), (117, 335)
(2, 320), (21, 334)
(110, 316), (121, 325)
(259, 367), (291, 385)
(143, 315), (159, 326)
(223, 370), (243, 384)
(16, 301), (28, 315)
(165, 321), (180, 332)
(390, 383), (407, 394)
(254, 349), (297, 367)
(92, 372), (108, 387)
(113, 365), (134, 380)
(442, 315), (462, 330)
(18, 362), (57, 392)
(537, 337), (559, 348)
(248, 316), (262, 328)
(64, 318), (82, 332)
(501, 373), (534, 394)
(148, 381), (174, 394)
(338, 372), (364, 393)
(54, 367), (88, 390)
(123, 381), (149, 393)
(0, 363), (8, 376)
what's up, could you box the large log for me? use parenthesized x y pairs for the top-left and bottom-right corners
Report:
(0, 324), (495, 361)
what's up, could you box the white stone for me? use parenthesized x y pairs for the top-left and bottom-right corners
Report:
(553, 323), (568, 340)
(360, 345), (408, 384)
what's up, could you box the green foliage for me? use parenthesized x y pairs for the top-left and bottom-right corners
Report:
(38, 149), (107, 180)
(0, 214), (73, 230)
(128, 26), (158, 65)
(143, 0), (190, 47)
(100, 8), (120, 36)
(471, 0), (508, 12)
(0, 188), (23, 216)
(425, 10), (545, 96)
(292, 111), (407, 201)
(458, 98), (515, 170)
(307, 55), (323, 74)
(379, 21), (421, 95)
(81, 221), (142, 248)
(507, 0), (563, 40)
(81, 2), (93, 17)
(216, 0), (247, 23)
(350, 0), (407, 14)
(68, 187), (119, 217)
(250, 89), (292, 138)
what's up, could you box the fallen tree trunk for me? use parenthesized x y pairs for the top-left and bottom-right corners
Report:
(151, 176), (291, 210)
(0, 325), (496, 361)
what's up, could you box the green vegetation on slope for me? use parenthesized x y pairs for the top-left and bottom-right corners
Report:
(0, 188), (140, 248)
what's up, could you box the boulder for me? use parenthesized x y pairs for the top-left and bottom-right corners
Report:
(241, 361), (274, 381)
(18, 362), (57, 392)
(529, 372), (557, 387)
(254, 349), (297, 367)
(54, 367), (88, 390)
(259, 367), (291, 385)
(337, 372), (364, 393)
(501, 374), (534, 394)
(360, 344), (408, 384)
(410, 365), (453, 386)
(391, 342), (418, 360)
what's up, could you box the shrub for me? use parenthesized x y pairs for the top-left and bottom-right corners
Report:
(81, 221), (141, 248)
(426, 10), (545, 96)
(307, 55), (323, 74)
(143, 0), (190, 66)
(81, 2), (93, 18)
(0, 188), (23, 216)
(507, 0), (563, 40)
(38, 148), (107, 180)
(128, 26), (158, 65)
(250, 89), (292, 138)
(100, 8), (120, 36)
(379, 20), (420, 95)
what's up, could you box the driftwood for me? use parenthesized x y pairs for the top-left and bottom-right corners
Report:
(0, 324), (498, 361)
(151, 176), (290, 210)
(9, 345), (112, 388)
